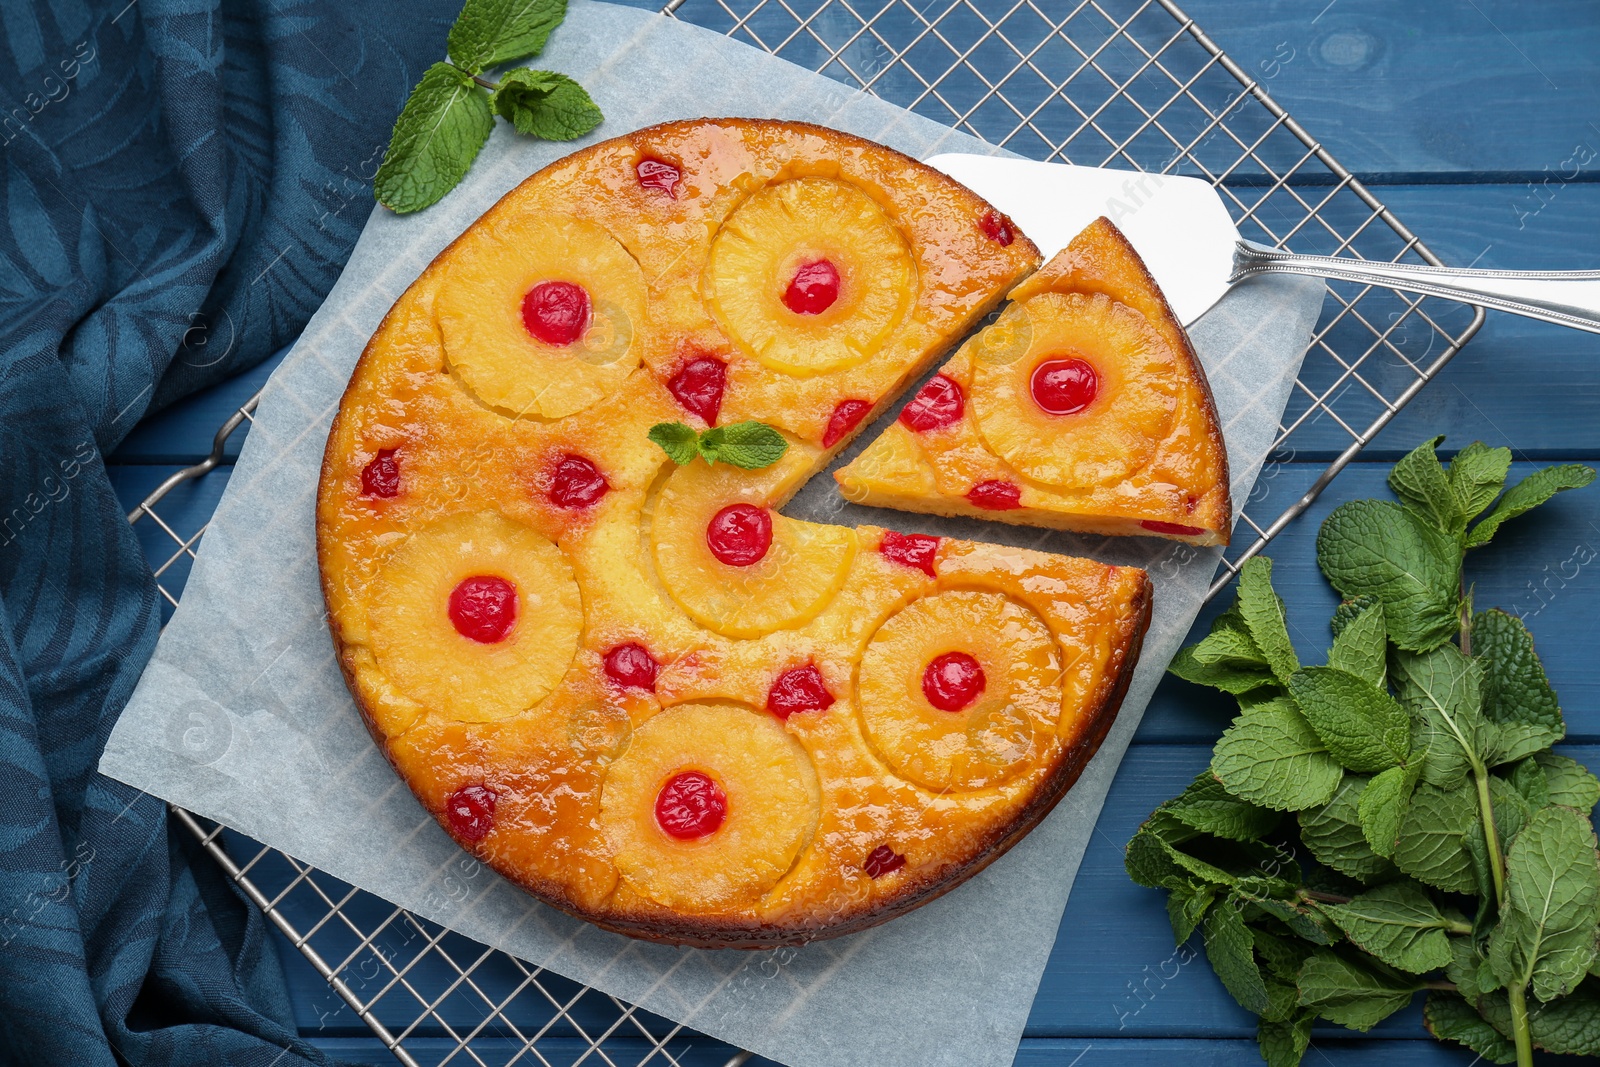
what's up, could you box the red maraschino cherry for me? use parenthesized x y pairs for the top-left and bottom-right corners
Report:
(603, 642), (659, 691)
(361, 448), (400, 498)
(822, 398), (871, 448)
(547, 453), (609, 509)
(522, 281), (591, 346)
(655, 771), (726, 840)
(922, 651), (986, 712)
(878, 531), (940, 577)
(448, 576), (518, 643)
(967, 480), (1022, 510)
(667, 356), (726, 424)
(863, 844), (906, 878)
(1030, 357), (1099, 415)
(1141, 520), (1206, 536)
(445, 784), (498, 842)
(899, 375), (964, 432)
(980, 209), (1015, 246)
(706, 503), (772, 566)
(767, 664), (834, 720)
(783, 259), (840, 315)
(636, 156), (682, 197)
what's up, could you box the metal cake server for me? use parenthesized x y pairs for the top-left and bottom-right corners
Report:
(929, 153), (1600, 334)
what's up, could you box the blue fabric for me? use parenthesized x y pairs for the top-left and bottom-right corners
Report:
(0, 1), (443, 1062)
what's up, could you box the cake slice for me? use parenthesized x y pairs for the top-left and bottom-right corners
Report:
(836, 217), (1232, 545)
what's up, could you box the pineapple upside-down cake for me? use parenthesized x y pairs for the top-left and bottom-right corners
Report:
(317, 118), (1226, 947)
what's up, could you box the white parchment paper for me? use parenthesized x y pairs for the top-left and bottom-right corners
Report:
(101, 4), (1327, 1066)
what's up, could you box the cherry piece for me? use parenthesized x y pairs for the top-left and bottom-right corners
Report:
(863, 844), (907, 879)
(636, 156), (682, 197)
(655, 771), (727, 840)
(922, 651), (987, 712)
(782, 259), (840, 315)
(667, 355), (727, 425)
(361, 448), (401, 498)
(1030, 357), (1099, 415)
(522, 281), (591, 346)
(767, 664), (834, 720)
(445, 784), (498, 842)
(706, 503), (772, 567)
(822, 398), (871, 448)
(449, 576), (518, 643)
(967, 480), (1022, 511)
(547, 453), (609, 509)
(979, 209), (1015, 247)
(603, 642), (659, 691)
(898, 374), (965, 433)
(879, 531), (940, 577)
(1141, 520), (1206, 536)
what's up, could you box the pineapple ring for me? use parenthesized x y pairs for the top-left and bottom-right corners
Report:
(599, 702), (821, 910)
(367, 512), (583, 721)
(435, 212), (646, 420)
(971, 291), (1179, 488)
(857, 589), (1061, 792)
(649, 449), (856, 639)
(704, 177), (915, 377)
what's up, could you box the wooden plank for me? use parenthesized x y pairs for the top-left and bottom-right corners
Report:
(109, 345), (289, 465)
(1026, 743), (1600, 1038)
(1175, 0), (1600, 179)
(1140, 461), (1600, 744)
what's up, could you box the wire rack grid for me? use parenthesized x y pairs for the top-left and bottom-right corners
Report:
(122, 0), (1485, 1064)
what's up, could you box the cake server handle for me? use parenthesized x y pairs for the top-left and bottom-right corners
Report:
(1231, 239), (1600, 335)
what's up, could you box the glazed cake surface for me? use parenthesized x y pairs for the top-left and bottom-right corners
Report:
(838, 217), (1233, 546)
(317, 118), (1153, 947)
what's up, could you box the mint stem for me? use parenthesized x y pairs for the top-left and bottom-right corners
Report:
(1299, 888), (1352, 905)
(1507, 981), (1536, 1067)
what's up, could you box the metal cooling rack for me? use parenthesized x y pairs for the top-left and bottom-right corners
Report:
(125, 0), (1485, 1063)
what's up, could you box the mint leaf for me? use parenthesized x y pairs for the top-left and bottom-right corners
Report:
(1489, 775), (1533, 850)
(374, 63), (495, 214)
(1448, 441), (1512, 522)
(1393, 781), (1479, 893)
(1257, 1012), (1314, 1067)
(1212, 697), (1343, 811)
(1327, 599), (1385, 690)
(1389, 435), (1459, 534)
(1166, 772), (1281, 841)
(1204, 900), (1271, 1014)
(1466, 462), (1596, 549)
(1317, 499), (1460, 652)
(1289, 666), (1410, 774)
(1474, 609), (1564, 762)
(648, 421), (700, 465)
(1447, 933), (1500, 999)
(1236, 557), (1300, 685)
(491, 69), (602, 140)
(447, 0), (567, 74)
(1330, 594), (1379, 638)
(1166, 881), (1217, 944)
(1488, 805), (1600, 1001)
(700, 420), (789, 470)
(1423, 992), (1517, 1064)
(1508, 756), (1552, 810)
(1299, 776), (1399, 884)
(1392, 644), (1486, 788)
(1296, 950), (1420, 1030)
(1321, 881), (1454, 973)
(1358, 761), (1419, 857)
(1536, 752), (1600, 812)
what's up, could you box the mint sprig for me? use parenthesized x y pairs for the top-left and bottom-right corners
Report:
(375, 0), (602, 214)
(1131, 437), (1600, 1067)
(648, 420), (789, 470)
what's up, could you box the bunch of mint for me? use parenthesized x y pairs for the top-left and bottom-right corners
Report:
(374, 0), (602, 214)
(1127, 437), (1600, 1067)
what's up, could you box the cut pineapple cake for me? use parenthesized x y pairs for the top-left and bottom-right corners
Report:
(836, 216), (1233, 545)
(318, 119), (1153, 948)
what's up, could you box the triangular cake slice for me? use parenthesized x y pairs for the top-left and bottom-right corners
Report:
(836, 217), (1232, 545)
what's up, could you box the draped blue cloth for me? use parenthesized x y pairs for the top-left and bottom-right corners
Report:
(0, 1), (441, 1061)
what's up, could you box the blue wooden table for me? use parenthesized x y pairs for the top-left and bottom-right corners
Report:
(108, 1), (1600, 1063)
